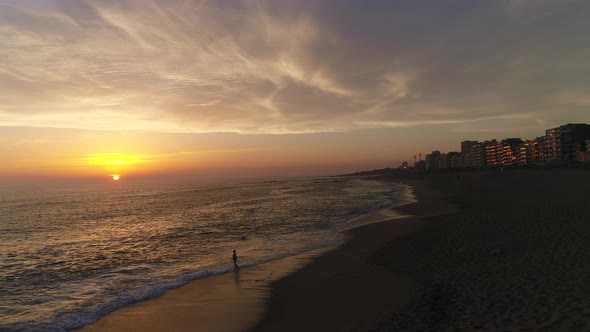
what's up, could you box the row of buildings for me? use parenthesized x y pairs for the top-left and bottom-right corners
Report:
(411, 123), (590, 170)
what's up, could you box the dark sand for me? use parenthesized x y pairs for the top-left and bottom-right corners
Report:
(369, 169), (590, 331)
(250, 178), (455, 332)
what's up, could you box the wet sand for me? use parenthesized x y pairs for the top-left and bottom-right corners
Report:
(78, 248), (328, 332)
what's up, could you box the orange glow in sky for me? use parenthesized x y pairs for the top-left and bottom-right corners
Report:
(1, 1), (588, 182)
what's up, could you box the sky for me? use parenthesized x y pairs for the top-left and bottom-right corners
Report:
(1, 0), (589, 181)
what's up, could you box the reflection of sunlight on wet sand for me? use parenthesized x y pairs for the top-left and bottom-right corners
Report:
(233, 269), (240, 286)
(77, 248), (330, 332)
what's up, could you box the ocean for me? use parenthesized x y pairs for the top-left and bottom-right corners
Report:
(0, 176), (410, 331)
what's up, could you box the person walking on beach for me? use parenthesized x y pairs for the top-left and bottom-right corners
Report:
(232, 249), (240, 270)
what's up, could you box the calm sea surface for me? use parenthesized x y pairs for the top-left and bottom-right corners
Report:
(0, 177), (408, 331)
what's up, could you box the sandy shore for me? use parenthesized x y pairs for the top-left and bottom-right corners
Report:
(77, 248), (329, 332)
(249, 178), (455, 332)
(371, 169), (590, 331)
(77, 178), (450, 332)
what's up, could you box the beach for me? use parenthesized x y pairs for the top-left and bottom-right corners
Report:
(78, 248), (325, 332)
(370, 168), (590, 330)
(77, 178), (439, 332)
(6, 2), (590, 331)
(79, 168), (590, 331)
(249, 177), (455, 332)
(2, 177), (398, 331)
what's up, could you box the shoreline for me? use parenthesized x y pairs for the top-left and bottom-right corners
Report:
(77, 247), (331, 332)
(77, 178), (444, 332)
(250, 176), (455, 331)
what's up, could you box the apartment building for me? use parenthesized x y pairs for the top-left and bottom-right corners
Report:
(543, 123), (590, 162)
(485, 140), (501, 167)
(500, 138), (523, 166)
(411, 122), (589, 170)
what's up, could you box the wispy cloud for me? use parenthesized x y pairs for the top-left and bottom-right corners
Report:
(0, 0), (588, 134)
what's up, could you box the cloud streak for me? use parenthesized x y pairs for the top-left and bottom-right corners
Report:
(0, 0), (589, 134)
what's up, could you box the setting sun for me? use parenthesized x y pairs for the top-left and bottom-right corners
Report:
(112, 175), (120, 181)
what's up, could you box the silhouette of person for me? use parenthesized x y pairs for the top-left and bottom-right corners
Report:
(232, 249), (240, 270)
